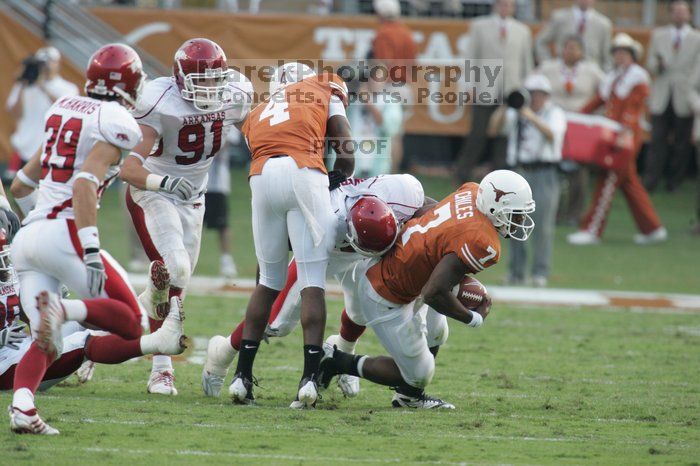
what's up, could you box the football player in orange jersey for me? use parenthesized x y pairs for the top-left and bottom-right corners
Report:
(319, 170), (536, 409)
(229, 63), (354, 408)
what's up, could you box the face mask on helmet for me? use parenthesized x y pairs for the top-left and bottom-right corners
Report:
(493, 208), (536, 241)
(345, 197), (399, 257)
(178, 62), (233, 111)
(0, 247), (17, 287)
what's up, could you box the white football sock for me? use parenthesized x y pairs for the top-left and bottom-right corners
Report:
(152, 355), (173, 372)
(62, 299), (88, 322)
(12, 388), (35, 411)
(336, 335), (357, 354)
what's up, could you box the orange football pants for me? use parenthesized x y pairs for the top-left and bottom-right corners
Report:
(580, 157), (662, 237)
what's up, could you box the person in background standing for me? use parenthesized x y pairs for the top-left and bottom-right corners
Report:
(535, 0), (612, 70)
(686, 60), (700, 235)
(644, 0), (700, 193)
(488, 74), (566, 287)
(371, 0), (417, 173)
(5, 47), (78, 178)
(538, 35), (604, 226)
(568, 34), (667, 246)
(204, 129), (238, 279)
(455, 0), (533, 184)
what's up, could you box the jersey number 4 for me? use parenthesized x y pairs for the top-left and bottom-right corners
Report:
(259, 90), (290, 126)
(176, 120), (223, 165)
(41, 114), (83, 183)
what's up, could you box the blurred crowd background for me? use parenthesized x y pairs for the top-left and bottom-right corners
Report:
(2, 0), (698, 287)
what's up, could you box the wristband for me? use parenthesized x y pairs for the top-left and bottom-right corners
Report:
(16, 168), (39, 189)
(78, 226), (100, 250)
(15, 191), (38, 216)
(467, 310), (483, 328)
(146, 174), (165, 191)
(75, 171), (100, 187)
(0, 196), (10, 211)
(129, 151), (145, 164)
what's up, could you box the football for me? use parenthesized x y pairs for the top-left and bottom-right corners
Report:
(453, 275), (487, 309)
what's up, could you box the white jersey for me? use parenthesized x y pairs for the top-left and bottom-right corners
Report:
(24, 95), (142, 225)
(134, 75), (253, 201)
(0, 279), (21, 332)
(328, 174), (425, 277)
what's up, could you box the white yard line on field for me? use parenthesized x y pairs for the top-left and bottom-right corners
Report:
(129, 275), (700, 313)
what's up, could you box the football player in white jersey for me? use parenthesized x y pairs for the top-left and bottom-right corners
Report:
(201, 174), (439, 403)
(120, 38), (253, 395)
(8, 43), (185, 433)
(0, 230), (186, 435)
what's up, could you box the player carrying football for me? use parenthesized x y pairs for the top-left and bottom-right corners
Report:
(7, 44), (186, 433)
(120, 38), (253, 395)
(318, 170), (536, 408)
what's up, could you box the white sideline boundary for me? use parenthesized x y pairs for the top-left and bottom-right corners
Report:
(129, 274), (700, 312)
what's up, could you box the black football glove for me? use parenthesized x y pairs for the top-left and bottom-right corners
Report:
(0, 207), (21, 241)
(328, 170), (347, 191)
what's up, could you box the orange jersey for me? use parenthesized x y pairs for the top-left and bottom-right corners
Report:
(372, 21), (417, 83)
(243, 73), (348, 177)
(367, 183), (501, 304)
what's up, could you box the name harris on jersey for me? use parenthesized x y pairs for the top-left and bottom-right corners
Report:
(55, 96), (100, 115)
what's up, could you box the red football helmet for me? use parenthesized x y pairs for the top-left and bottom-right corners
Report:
(346, 197), (399, 257)
(85, 43), (145, 109)
(173, 38), (233, 111)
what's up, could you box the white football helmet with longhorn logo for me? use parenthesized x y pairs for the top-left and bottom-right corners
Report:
(476, 170), (536, 241)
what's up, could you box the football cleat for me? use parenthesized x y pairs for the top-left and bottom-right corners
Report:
(76, 360), (96, 383)
(337, 374), (360, 398)
(147, 370), (178, 396)
(9, 406), (59, 435)
(149, 260), (171, 319)
(325, 334), (360, 397)
(318, 343), (341, 390)
(391, 392), (455, 410)
(229, 373), (256, 405)
(147, 297), (187, 356)
(290, 377), (319, 409)
(202, 335), (237, 397)
(220, 254), (238, 279)
(36, 291), (65, 357)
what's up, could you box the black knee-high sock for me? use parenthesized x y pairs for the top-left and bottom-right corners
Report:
(302, 345), (323, 379)
(333, 348), (365, 377)
(235, 339), (259, 379)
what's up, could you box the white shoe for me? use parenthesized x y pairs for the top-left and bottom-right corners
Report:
(229, 374), (255, 405)
(290, 378), (318, 409)
(391, 392), (455, 410)
(9, 405), (59, 435)
(148, 297), (187, 355)
(76, 360), (95, 383)
(36, 291), (64, 357)
(220, 254), (238, 279)
(202, 335), (237, 397)
(567, 230), (600, 246)
(337, 374), (360, 397)
(531, 276), (548, 288)
(144, 260), (171, 320)
(147, 370), (178, 396)
(634, 227), (668, 245)
(325, 334), (360, 397)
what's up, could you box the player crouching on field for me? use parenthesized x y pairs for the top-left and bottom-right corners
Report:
(319, 170), (536, 409)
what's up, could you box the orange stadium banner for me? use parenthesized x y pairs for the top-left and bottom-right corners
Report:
(0, 8), (652, 160)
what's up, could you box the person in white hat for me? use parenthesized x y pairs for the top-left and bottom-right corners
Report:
(5, 46), (78, 178)
(568, 33), (667, 246)
(487, 74), (567, 287)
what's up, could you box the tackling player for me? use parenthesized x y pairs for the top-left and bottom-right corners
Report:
(120, 38), (253, 395)
(202, 173), (428, 402)
(227, 63), (354, 408)
(319, 170), (536, 408)
(7, 44), (186, 431)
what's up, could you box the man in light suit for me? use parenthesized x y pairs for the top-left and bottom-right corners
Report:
(644, 0), (700, 192)
(535, 0), (612, 71)
(455, 0), (533, 184)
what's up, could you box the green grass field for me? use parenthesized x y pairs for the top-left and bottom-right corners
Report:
(1, 296), (698, 465)
(1, 169), (699, 464)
